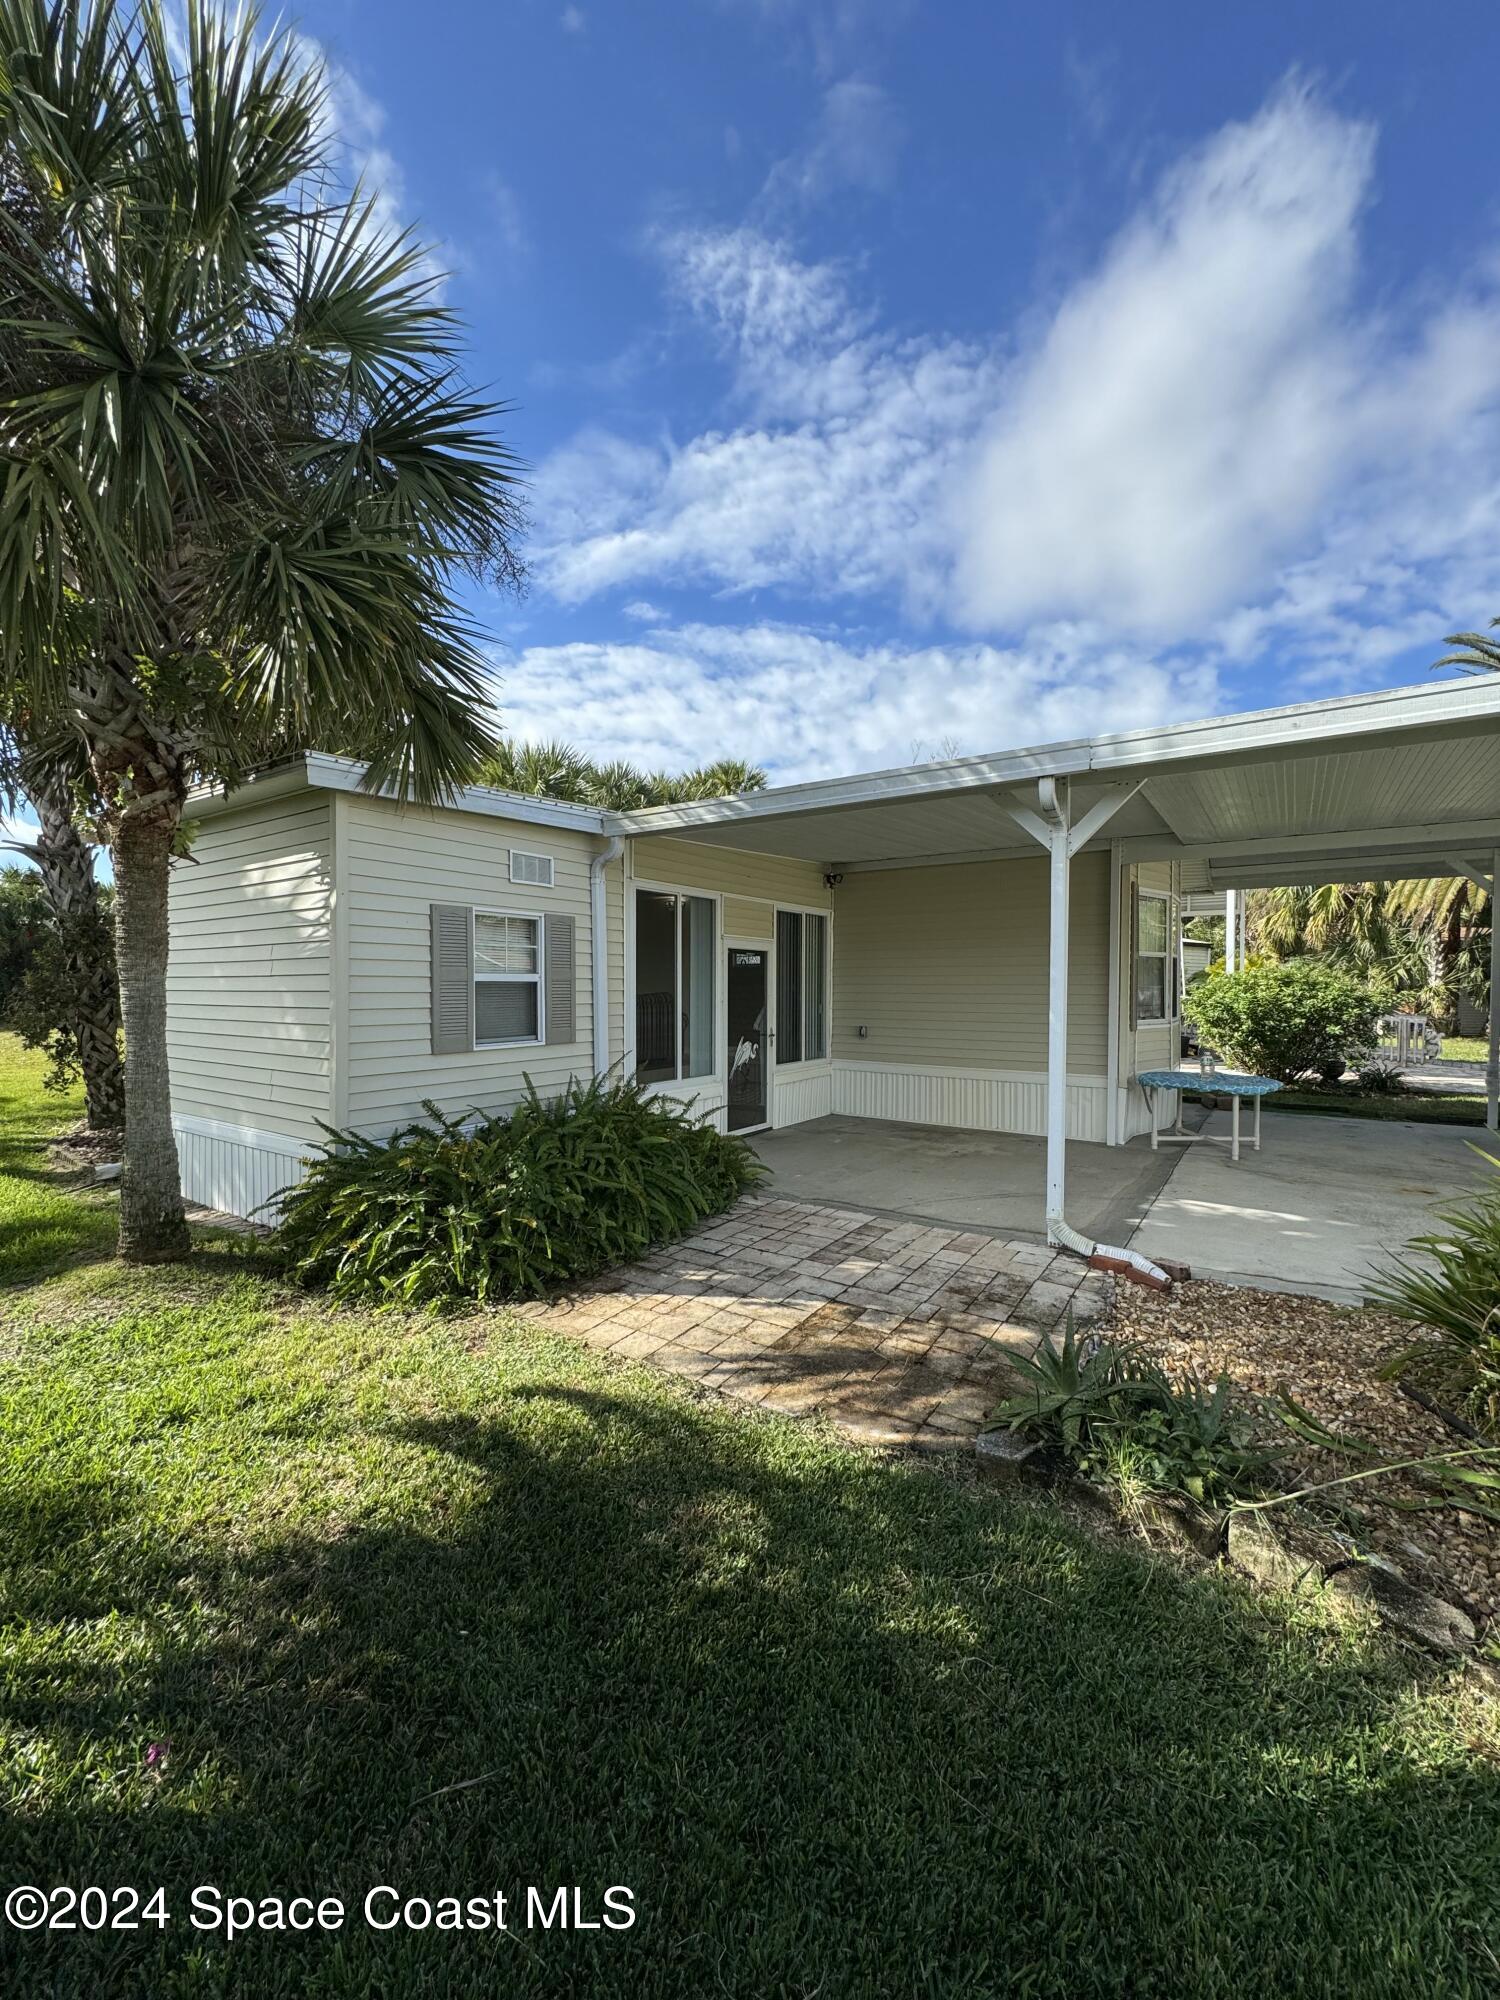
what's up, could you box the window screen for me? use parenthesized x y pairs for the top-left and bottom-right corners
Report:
(776, 910), (827, 1062)
(474, 912), (542, 1044)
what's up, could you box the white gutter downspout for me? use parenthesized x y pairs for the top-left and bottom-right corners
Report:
(590, 835), (624, 1077)
(1004, 776), (1169, 1288)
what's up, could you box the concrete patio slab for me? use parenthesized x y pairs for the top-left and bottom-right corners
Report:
(1130, 1110), (1494, 1302)
(522, 1194), (1112, 1450)
(747, 1114), (1181, 1247)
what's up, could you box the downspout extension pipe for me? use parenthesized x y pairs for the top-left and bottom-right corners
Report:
(1034, 776), (1172, 1290)
(1049, 1214), (1172, 1293)
(589, 835), (624, 1078)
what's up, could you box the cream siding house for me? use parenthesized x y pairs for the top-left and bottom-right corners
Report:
(168, 680), (1500, 1236)
(166, 755), (1180, 1219)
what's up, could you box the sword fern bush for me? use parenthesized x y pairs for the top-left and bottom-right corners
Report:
(276, 1074), (765, 1306)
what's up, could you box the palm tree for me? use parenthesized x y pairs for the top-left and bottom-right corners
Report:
(0, 717), (122, 1128)
(1435, 619), (1500, 675)
(0, 0), (521, 1259)
(1251, 881), (1429, 988)
(476, 741), (768, 810)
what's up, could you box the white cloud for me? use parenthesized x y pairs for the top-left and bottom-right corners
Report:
(953, 84), (1500, 638)
(536, 226), (999, 607)
(622, 600), (668, 622)
(760, 78), (904, 212)
(536, 84), (1500, 684)
(486, 175), (528, 258)
(492, 620), (1219, 784)
(561, 5), (586, 32)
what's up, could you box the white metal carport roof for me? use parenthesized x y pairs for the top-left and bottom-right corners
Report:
(611, 676), (1500, 891)
(613, 675), (1500, 1258)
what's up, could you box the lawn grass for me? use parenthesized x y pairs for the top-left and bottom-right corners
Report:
(1434, 1035), (1487, 1064)
(0, 1039), (1497, 1996)
(0, 1043), (118, 1284)
(1265, 1087), (1487, 1125)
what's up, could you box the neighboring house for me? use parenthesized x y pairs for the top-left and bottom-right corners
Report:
(166, 678), (1500, 1237)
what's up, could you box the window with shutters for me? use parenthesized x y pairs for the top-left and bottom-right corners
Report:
(474, 911), (543, 1045)
(633, 888), (715, 1084)
(1134, 890), (1174, 1023)
(775, 909), (828, 1063)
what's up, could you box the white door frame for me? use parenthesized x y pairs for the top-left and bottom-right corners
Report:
(725, 932), (774, 1135)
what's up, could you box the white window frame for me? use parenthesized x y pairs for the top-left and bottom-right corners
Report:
(1134, 888), (1175, 1025)
(773, 904), (832, 1066)
(630, 881), (719, 1087)
(473, 908), (545, 1048)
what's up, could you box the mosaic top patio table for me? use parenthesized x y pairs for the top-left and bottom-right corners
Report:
(1136, 1068), (1283, 1164)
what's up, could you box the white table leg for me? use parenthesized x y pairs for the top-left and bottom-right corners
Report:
(1254, 1094), (1262, 1152)
(1231, 1093), (1241, 1163)
(1148, 1086), (1159, 1149)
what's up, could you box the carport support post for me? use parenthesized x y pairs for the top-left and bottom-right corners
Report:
(1490, 848), (1499, 1133)
(1005, 778), (1144, 1245)
(1044, 789), (1071, 1232)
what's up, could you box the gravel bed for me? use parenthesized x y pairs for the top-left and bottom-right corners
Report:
(1108, 1280), (1499, 1629)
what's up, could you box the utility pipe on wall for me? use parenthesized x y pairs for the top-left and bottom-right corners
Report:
(589, 835), (624, 1078)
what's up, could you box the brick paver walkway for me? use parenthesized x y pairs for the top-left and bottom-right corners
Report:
(518, 1195), (1110, 1449)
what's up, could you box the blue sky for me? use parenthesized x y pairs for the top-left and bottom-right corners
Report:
(87, 3), (1500, 812)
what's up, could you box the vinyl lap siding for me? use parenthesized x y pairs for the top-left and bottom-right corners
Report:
(343, 796), (595, 1130)
(166, 797), (334, 1142)
(630, 836), (830, 910)
(832, 852), (1111, 1075)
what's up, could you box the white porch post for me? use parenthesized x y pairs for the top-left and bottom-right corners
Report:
(1489, 847), (1499, 1133)
(1005, 778), (1144, 1244)
(1224, 888), (1239, 972)
(1045, 787), (1071, 1232)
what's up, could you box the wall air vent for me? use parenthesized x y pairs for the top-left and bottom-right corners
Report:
(509, 850), (555, 888)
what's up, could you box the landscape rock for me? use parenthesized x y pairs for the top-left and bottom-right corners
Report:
(1366, 1568), (1477, 1655)
(973, 1429), (1042, 1484)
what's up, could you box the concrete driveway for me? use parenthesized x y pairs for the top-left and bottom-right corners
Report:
(1130, 1110), (1494, 1302)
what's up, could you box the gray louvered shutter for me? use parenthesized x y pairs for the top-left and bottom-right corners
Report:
(1128, 882), (1139, 1032)
(431, 904), (474, 1054)
(544, 913), (576, 1045)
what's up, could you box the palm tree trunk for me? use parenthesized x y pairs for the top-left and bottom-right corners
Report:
(113, 811), (190, 1262)
(18, 743), (124, 1131)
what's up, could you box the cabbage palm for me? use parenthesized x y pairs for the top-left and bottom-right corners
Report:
(0, 0), (521, 1258)
(477, 740), (767, 810)
(1251, 881), (1428, 987)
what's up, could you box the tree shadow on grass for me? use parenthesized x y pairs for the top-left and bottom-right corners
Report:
(4, 1374), (1498, 2000)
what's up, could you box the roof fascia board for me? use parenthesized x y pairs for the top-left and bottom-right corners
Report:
(188, 753), (612, 836)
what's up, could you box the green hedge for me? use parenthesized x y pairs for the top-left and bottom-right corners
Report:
(276, 1075), (765, 1306)
(1181, 959), (1380, 1084)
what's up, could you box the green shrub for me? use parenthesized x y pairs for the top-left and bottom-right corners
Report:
(986, 1320), (1281, 1507)
(1181, 960), (1380, 1085)
(1367, 1150), (1500, 1437)
(275, 1074), (766, 1307)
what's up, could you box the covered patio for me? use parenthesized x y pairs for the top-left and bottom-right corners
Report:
(750, 1105), (1490, 1304)
(624, 676), (1500, 1284)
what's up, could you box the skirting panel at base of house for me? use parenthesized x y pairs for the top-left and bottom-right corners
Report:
(173, 1115), (313, 1220)
(832, 1061), (1109, 1143)
(773, 1066), (833, 1128)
